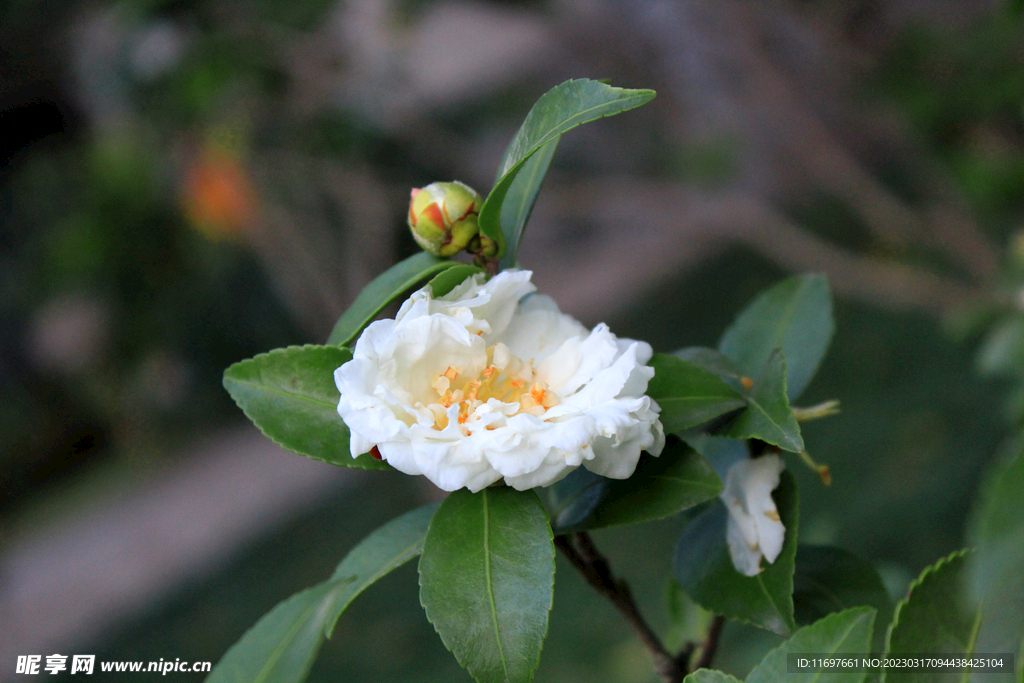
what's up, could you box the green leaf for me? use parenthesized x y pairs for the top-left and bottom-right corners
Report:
(793, 545), (893, 652)
(665, 580), (715, 651)
(426, 264), (485, 298)
(207, 582), (343, 683)
(498, 137), (559, 269)
(882, 549), (981, 683)
(746, 607), (876, 683)
(648, 353), (747, 434)
(223, 345), (388, 470)
(682, 671), (743, 683)
(718, 274), (834, 401)
(682, 435), (749, 480)
(326, 252), (461, 347)
(542, 442), (721, 533)
(419, 487), (555, 683)
(674, 471), (800, 634)
(582, 440), (722, 530)
(326, 501), (441, 635)
(721, 350), (804, 453)
(1018, 636), (1023, 683)
(206, 503), (438, 683)
(673, 347), (748, 389)
(977, 317), (1024, 376)
(541, 467), (608, 533)
(967, 446), (1024, 673)
(478, 79), (655, 258)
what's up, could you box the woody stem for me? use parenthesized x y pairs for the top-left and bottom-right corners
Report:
(555, 532), (687, 683)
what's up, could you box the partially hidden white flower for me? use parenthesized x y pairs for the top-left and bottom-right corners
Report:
(721, 455), (786, 577)
(334, 269), (665, 492)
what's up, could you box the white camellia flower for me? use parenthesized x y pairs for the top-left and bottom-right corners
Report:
(721, 454), (786, 577)
(334, 269), (665, 492)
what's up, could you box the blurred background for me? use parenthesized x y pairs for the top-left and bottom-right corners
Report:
(2, 0), (1024, 679)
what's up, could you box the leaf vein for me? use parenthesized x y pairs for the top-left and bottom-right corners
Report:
(226, 377), (336, 408)
(482, 491), (510, 681)
(252, 590), (330, 683)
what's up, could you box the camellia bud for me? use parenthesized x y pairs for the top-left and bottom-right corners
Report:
(408, 181), (484, 257)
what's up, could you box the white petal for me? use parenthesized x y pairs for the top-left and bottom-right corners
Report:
(436, 270), (535, 340)
(500, 294), (588, 362)
(721, 455), (786, 575)
(726, 513), (765, 577)
(333, 268), (665, 492)
(505, 455), (574, 490)
(564, 342), (654, 409)
(536, 324), (618, 396)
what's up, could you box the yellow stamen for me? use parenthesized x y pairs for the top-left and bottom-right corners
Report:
(426, 345), (560, 431)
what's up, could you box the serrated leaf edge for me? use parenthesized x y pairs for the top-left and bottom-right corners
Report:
(718, 273), (834, 402)
(222, 345), (389, 471)
(419, 490), (555, 683)
(746, 606), (876, 683)
(726, 350), (804, 453)
(882, 547), (976, 668)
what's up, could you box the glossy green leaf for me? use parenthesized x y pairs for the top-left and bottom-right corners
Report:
(967, 447), (1024, 677)
(746, 607), (876, 683)
(478, 79), (655, 258)
(326, 252), (460, 347)
(674, 471), (800, 634)
(583, 441), (722, 530)
(648, 353), (747, 434)
(206, 503), (438, 683)
(718, 274), (834, 401)
(682, 435), (749, 481)
(326, 501), (441, 635)
(207, 582), (343, 683)
(721, 350), (804, 453)
(883, 549), (980, 683)
(793, 545), (892, 652)
(419, 488), (555, 683)
(499, 137), (559, 269)
(426, 264), (485, 298)
(542, 442), (721, 533)
(541, 466), (608, 533)
(673, 347), (748, 390)
(223, 345), (388, 470)
(683, 671), (743, 683)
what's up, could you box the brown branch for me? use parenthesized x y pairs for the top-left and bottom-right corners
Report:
(693, 615), (726, 671)
(555, 532), (687, 683)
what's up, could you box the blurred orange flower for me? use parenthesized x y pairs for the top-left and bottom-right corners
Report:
(181, 145), (257, 240)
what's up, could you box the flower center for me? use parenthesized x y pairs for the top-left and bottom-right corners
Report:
(426, 343), (559, 433)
